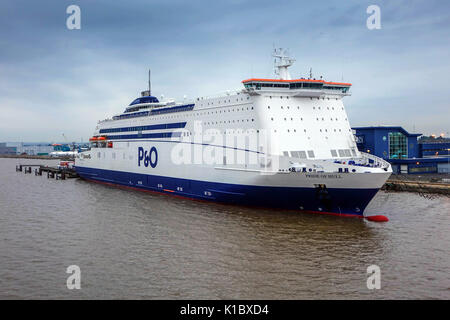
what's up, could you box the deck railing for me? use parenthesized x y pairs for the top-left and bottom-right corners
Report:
(359, 152), (391, 169)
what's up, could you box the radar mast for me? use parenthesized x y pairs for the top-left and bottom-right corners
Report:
(273, 48), (295, 80)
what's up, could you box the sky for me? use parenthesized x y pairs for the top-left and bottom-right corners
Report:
(0, 0), (449, 142)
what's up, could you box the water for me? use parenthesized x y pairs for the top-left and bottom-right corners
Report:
(0, 158), (449, 299)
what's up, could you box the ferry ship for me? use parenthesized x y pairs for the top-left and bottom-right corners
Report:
(75, 49), (392, 219)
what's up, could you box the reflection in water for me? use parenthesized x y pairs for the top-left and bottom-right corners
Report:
(0, 158), (448, 299)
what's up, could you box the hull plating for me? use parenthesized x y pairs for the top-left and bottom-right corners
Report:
(75, 166), (380, 217)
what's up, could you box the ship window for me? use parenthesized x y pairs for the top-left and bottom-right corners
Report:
(344, 150), (351, 157)
(283, 151), (289, 157)
(331, 150), (338, 157)
(307, 150), (315, 158)
(298, 151), (307, 159)
(338, 149), (345, 157)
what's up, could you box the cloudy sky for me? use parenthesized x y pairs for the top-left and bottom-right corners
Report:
(0, 0), (449, 142)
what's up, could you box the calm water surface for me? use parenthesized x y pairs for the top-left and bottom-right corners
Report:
(0, 158), (449, 299)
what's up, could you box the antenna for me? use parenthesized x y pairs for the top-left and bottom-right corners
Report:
(148, 69), (151, 96)
(309, 68), (313, 79)
(272, 48), (295, 80)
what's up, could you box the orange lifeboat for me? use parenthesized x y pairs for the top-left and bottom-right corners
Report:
(89, 137), (98, 142)
(97, 136), (107, 141)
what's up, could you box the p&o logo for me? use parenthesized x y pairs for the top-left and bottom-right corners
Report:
(138, 146), (158, 168)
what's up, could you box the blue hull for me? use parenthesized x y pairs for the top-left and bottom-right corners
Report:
(75, 166), (380, 217)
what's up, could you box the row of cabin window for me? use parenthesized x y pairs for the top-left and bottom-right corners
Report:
(265, 96), (341, 101)
(283, 150), (315, 158)
(331, 149), (357, 157)
(199, 106), (254, 115)
(130, 105), (253, 121)
(180, 128), (351, 135)
(270, 117), (345, 122)
(204, 119), (255, 125)
(267, 105), (344, 111)
(203, 96), (250, 105)
(283, 149), (356, 159)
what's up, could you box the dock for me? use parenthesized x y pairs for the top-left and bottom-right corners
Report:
(15, 164), (79, 180)
(382, 177), (450, 196)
